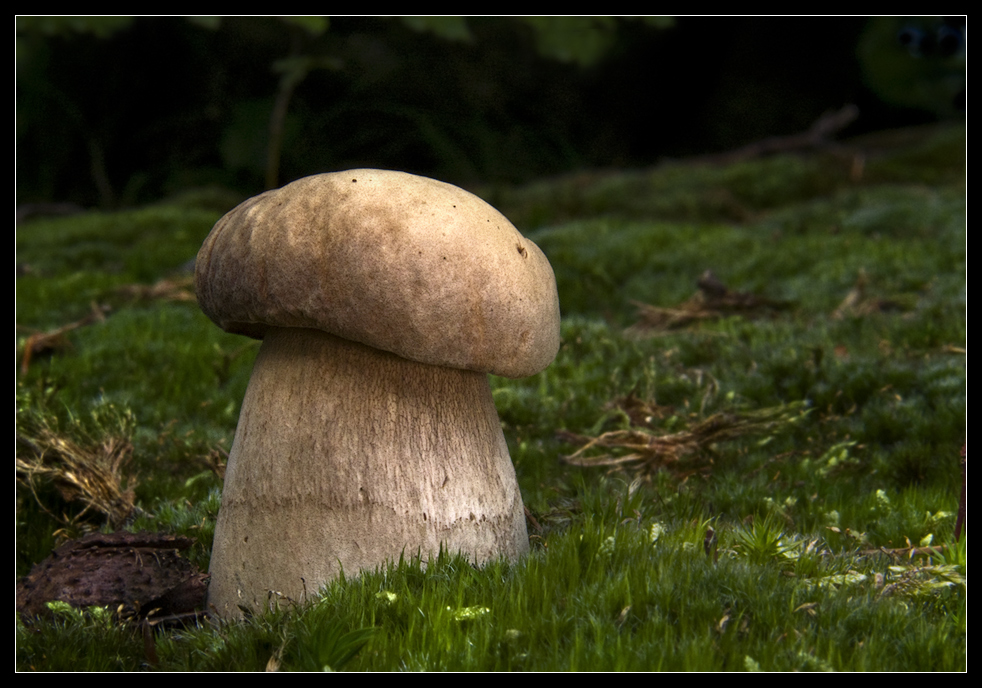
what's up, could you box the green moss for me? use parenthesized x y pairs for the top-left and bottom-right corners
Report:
(16, 205), (220, 279)
(16, 125), (965, 670)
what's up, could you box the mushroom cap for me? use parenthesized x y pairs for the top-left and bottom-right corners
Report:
(195, 169), (560, 378)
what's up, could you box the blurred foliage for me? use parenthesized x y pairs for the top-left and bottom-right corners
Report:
(15, 15), (136, 38)
(17, 15), (961, 211)
(16, 16), (677, 206)
(858, 17), (965, 118)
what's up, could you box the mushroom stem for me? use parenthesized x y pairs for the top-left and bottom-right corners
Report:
(207, 327), (529, 617)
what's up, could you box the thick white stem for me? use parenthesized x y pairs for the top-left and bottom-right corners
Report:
(207, 327), (528, 617)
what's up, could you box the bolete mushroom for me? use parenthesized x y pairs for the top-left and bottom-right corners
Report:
(195, 169), (560, 618)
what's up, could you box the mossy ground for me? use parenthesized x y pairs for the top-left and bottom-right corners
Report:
(16, 122), (965, 671)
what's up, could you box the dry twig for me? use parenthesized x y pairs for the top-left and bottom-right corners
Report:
(18, 302), (109, 376)
(628, 270), (791, 335)
(18, 276), (195, 377)
(560, 401), (807, 475)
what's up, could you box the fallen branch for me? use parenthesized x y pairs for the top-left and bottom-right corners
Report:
(694, 103), (859, 165)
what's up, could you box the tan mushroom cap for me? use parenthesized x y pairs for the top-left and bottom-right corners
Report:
(195, 169), (561, 378)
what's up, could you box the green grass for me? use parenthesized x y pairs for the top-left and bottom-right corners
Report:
(16, 122), (965, 670)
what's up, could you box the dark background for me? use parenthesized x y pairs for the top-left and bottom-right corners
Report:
(15, 16), (965, 210)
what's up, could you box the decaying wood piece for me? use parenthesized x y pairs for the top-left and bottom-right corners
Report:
(16, 531), (208, 622)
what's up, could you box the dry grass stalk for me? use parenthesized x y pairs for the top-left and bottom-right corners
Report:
(604, 391), (676, 428)
(831, 269), (906, 319)
(16, 425), (138, 531)
(561, 402), (807, 475)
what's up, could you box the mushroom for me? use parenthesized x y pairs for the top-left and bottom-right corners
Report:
(195, 169), (560, 618)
